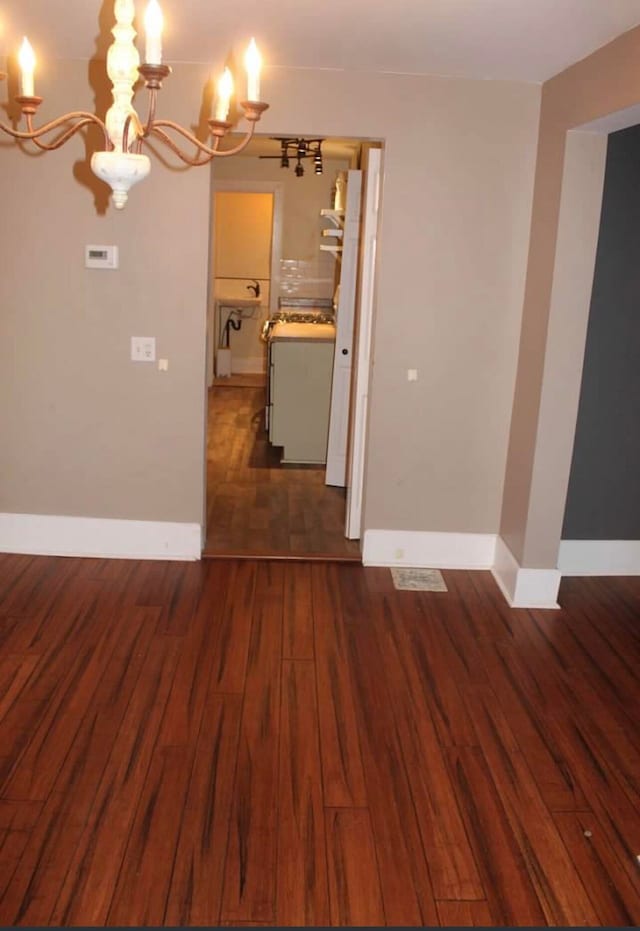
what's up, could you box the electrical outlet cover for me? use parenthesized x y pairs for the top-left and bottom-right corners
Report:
(131, 336), (156, 362)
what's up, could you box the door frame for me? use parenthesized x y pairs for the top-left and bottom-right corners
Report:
(346, 146), (382, 539)
(207, 180), (284, 387)
(202, 144), (385, 553)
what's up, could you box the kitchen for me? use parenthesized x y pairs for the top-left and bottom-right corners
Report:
(204, 135), (379, 558)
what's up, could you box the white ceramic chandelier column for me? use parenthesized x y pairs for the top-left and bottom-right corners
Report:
(91, 0), (151, 208)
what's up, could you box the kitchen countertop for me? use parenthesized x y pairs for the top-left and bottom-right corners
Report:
(269, 321), (336, 341)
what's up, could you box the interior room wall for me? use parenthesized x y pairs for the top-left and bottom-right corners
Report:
(562, 125), (640, 541)
(0, 60), (210, 526)
(499, 24), (640, 568)
(0, 58), (540, 544)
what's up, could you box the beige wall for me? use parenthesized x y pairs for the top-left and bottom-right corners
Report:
(0, 59), (540, 539)
(499, 26), (640, 566)
(0, 61), (210, 524)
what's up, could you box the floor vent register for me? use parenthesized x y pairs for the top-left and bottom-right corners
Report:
(390, 567), (448, 592)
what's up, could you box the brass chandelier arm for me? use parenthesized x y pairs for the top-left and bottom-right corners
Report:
(144, 117), (258, 166)
(144, 123), (219, 165)
(28, 117), (106, 152)
(0, 110), (111, 151)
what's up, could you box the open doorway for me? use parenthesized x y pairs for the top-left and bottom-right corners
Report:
(203, 137), (381, 559)
(558, 123), (640, 576)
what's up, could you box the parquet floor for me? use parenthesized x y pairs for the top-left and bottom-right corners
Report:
(204, 384), (361, 559)
(0, 553), (639, 925)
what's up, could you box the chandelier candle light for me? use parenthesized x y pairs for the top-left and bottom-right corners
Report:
(0, 0), (268, 209)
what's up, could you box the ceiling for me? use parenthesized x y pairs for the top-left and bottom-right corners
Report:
(2, 0), (640, 84)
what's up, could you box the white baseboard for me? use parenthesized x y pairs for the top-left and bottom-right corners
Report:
(231, 357), (266, 375)
(362, 529), (497, 569)
(492, 536), (560, 608)
(0, 513), (201, 561)
(558, 539), (640, 575)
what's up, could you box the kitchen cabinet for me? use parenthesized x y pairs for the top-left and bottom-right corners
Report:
(268, 324), (335, 463)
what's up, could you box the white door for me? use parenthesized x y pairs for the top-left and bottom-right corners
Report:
(346, 148), (382, 539)
(324, 170), (362, 487)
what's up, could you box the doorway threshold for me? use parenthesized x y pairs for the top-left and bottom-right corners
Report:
(202, 548), (361, 563)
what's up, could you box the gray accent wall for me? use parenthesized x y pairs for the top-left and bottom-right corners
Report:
(562, 125), (640, 540)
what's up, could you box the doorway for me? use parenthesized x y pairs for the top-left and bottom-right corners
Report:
(213, 189), (273, 375)
(203, 139), (381, 559)
(206, 181), (283, 388)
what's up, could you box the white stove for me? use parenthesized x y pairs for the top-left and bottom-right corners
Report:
(262, 297), (335, 340)
(263, 298), (336, 460)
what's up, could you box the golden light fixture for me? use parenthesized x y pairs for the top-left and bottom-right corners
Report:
(0, 1), (269, 209)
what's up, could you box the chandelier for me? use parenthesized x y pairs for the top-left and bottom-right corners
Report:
(260, 137), (324, 177)
(0, 0), (269, 209)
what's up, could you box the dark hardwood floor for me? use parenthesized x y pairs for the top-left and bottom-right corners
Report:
(0, 553), (639, 926)
(204, 383), (361, 560)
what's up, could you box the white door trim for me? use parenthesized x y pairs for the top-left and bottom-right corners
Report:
(325, 171), (362, 488)
(346, 147), (382, 540)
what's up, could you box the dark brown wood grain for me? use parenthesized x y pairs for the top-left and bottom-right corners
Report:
(344, 609), (440, 926)
(277, 660), (330, 925)
(325, 807), (385, 926)
(220, 564), (283, 923)
(0, 554), (637, 926)
(165, 693), (242, 926)
(448, 744), (548, 926)
(282, 562), (314, 659)
(368, 593), (484, 901)
(464, 685), (599, 925)
(204, 384), (361, 559)
(52, 631), (181, 926)
(209, 560), (258, 693)
(312, 563), (367, 808)
(553, 810), (640, 926)
(107, 745), (192, 925)
(436, 899), (495, 926)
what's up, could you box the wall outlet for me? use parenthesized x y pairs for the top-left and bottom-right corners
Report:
(131, 336), (156, 362)
(394, 548), (405, 560)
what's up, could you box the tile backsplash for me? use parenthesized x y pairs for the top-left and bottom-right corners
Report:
(279, 258), (335, 299)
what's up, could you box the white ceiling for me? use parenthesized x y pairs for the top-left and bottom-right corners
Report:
(2, 0), (640, 84)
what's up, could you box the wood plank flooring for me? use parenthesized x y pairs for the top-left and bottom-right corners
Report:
(0, 554), (639, 926)
(205, 384), (361, 560)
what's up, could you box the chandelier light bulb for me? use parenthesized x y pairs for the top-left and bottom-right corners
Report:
(144, 0), (163, 64)
(245, 38), (261, 101)
(215, 67), (234, 121)
(18, 37), (36, 96)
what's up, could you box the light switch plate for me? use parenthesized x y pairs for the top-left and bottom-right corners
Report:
(131, 336), (156, 362)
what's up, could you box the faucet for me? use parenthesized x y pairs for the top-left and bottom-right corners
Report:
(246, 279), (261, 298)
